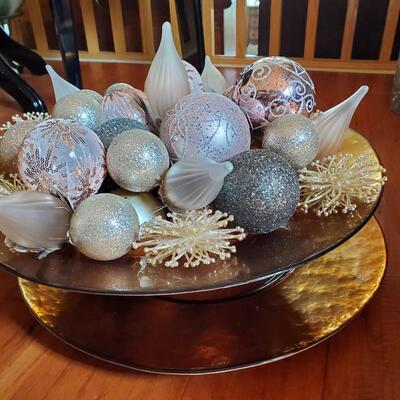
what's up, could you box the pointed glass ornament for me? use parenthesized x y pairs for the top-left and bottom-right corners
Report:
(144, 22), (190, 123)
(201, 56), (228, 94)
(160, 157), (234, 210)
(46, 65), (79, 102)
(313, 86), (369, 158)
(0, 191), (71, 255)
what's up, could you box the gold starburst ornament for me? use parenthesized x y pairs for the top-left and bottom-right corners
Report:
(298, 153), (387, 216)
(133, 209), (246, 268)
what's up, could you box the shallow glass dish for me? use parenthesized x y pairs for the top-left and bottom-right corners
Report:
(0, 130), (382, 296)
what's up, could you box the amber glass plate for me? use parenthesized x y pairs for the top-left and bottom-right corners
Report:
(0, 130), (382, 295)
(19, 217), (387, 374)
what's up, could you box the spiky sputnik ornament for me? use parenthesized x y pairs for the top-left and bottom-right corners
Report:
(0, 112), (50, 131)
(298, 153), (387, 216)
(133, 209), (246, 267)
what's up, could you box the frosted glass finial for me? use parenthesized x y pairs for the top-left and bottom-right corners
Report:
(313, 85), (369, 158)
(201, 56), (228, 94)
(144, 22), (190, 123)
(46, 65), (79, 102)
(161, 157), (234, 210)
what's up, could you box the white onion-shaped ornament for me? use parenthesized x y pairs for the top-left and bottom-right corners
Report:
(161, 157), (233, 210)
(201, 56), (228, 94)
(144, 22), (190, 123)
(313, 86), (369, 158)
(46, 65), (79, 102)
(0, 190), (71, 255)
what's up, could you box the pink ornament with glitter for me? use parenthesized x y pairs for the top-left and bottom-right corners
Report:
(159, 92), (250, 162)
(18, 118), (106, 206)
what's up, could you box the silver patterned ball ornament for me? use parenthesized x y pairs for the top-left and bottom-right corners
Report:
(95, 118), (147, 148)
(215, 149), (300, 233)
(107, 129), (170, 192)
(183, 61), (204, 94)
(104, 83), (134, 96)
(262, 114), (319, 169)
(228, 56), (316, 129)
(70, 193), (139, 261)
(52, 91), (103, 130)
(159, 92), (251, 162)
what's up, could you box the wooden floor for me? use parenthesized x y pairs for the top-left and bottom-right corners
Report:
(0, 62), (399, 400)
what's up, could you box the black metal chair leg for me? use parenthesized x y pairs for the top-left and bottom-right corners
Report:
(0, 54), (47, 113)
(0, 26), (47, 75)
(50, 0), (82, 88)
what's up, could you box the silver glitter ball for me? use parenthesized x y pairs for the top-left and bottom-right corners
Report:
(81, 89), (103, 104)
(107, 129), (170, 192)
(262, 114), (319, 169)
(215, 149), (300, 234)
(95, 118), (147, 148)
(70, 193), (140, 261)
(52, 92), (103, 130)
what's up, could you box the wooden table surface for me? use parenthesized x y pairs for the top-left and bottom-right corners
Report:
(0, 63), (399, 400)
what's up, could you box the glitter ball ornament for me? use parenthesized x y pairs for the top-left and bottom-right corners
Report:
(107, 129), (169, 192)
(0, 112), (50, 174)
(18, 118), (106, 206)
(159, 92), (251, 162)
(228, 56), (316, 129)
(111, 188), (166, 225)
(133, 209), (246, 268)
(102, 88), (148, 126)
(52, 92), (103, 130)
(183, 61), (204, 93)
(70, 193), (139, 261)
(215, 149), (300, 233)
(262, 114), (319, 169)
(81, 89), (103, 104)
(298, 153), (387, 216)
(95, 118), (147, 148)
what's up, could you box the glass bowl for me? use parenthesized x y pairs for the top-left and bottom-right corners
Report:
(0, 129), (382, 297)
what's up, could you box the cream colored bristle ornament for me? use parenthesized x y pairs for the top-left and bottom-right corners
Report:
(298, 153), (387, 216)
(133, 209), (246, 268)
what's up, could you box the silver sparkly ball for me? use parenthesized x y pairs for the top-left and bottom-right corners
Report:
(95, 118), (147, 148)
(215, 149), (300, 234)
(52, 92), (103, 130)
(262, 114), (319, 169)
(70, 193), (139, 261)
(107, 129), (170, 192)
(81, 89), (103, 104)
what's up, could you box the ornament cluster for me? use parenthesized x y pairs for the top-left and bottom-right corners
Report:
(0, 22), (386, 269)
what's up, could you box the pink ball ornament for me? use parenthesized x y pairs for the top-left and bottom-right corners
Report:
(160, 92), (250, 162)
(102, 87), (148, 125)
(228, 56), (316, 129)
(183, 61), (204, 94)
(18, 118), (106, 206)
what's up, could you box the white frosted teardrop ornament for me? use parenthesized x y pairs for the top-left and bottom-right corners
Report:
(144, 22), (190, 123)
(0, 191), (71, 256)
(313, 86), (369, 158)
(46, 65), (79, 102)
(201, 56), (228, 94)
(160, 157), (234, 210)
